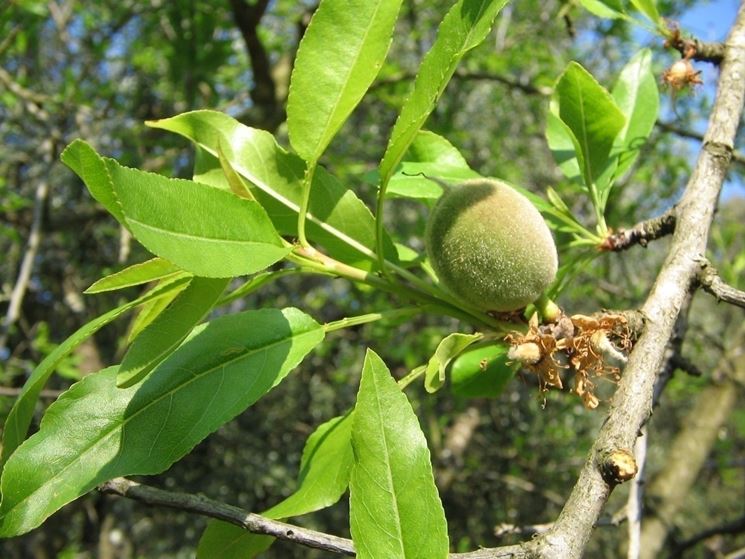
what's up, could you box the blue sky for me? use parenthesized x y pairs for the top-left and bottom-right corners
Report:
(677, 0), (743, 198)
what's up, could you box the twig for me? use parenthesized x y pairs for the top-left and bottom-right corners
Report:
(671, 515), (745, 556)
(0, 387), (64, 399)
(0, 141), (54, 351)
(669, 353), (704, 377)
(600, 207), (677, 251)
(626, 426), (647, 559)
(666, 34), (726, 64)
(657, 121), (745, 167)
(696, 258), (745, 309)
(99, 477), (356, 556)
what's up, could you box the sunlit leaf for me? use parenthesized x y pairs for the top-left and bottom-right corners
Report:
(288, 0), (403, 162)
(0, 308), (324, 536)
(350, 350), (448, 558)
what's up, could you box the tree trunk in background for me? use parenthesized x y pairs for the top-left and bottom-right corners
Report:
(640, 325), (745, 558)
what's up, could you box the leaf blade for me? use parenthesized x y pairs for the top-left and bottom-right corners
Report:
(379, 0), (508, 184)
(287, 0), (403, 161)
(0, 275), (192, 468)
(0, 308), (324, 536)
(350, 350), (448, 559)
(117, 276), (230, 387)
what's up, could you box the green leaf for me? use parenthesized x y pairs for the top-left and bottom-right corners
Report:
(85, 258), (181, 294)
(127, 278), (188, 343)
(611, 49), (659, 183)
(149, 111), (397, 270)
(545, 111), (583, 185)
(424, 333), (482, 393)
(60, 139), (125, 225)
(64, 141), (290, 278)
(105, 157), (289, 277)
(551, 62), (625, 211)
(450, 343), (517, 398)
(0, 275), (191, 468)
(629, 0), (661, 25)
(578, 0), (627, 19)
(350, 350), (448, 559)
(0, 308), (324, 536)
(197, 412), (354, 558)
(117, 277), (230, 387)
(385, 131), (480, 199)
(287, 0), (403, 162)
(379, 0), (508, 184)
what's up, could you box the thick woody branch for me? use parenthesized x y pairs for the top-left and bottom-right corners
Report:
(696, 259), (745, 309)
(601, 207), (677, 251)
(657, 121), (745, 167)
(526, 6), (745, 557)
(457, 7), (745, 559)
(99, 477), (356, 556)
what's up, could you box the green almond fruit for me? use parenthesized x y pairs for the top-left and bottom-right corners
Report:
(426, 179), (558, 312)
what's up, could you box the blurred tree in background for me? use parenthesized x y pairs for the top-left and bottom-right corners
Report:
(1, 0), (744, 558)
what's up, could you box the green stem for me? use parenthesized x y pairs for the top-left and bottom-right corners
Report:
(217, 268), (305, 306)
(397, 365), (426, 390)
(297, 161), (317, 248)
(324, 306), (426, 333)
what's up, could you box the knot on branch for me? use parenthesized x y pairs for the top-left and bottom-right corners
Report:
(664, 24), (725, 64)
(599, 449), (638, 484)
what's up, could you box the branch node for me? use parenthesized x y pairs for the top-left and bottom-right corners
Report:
(600, 449), (638, 485)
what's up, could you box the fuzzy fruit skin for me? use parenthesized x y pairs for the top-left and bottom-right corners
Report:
(425, 179), (558, 312)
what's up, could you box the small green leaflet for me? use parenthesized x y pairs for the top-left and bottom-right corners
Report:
(379, 0), (508, 186)
(85, 258), (181, 294)
(611, 49), (659, 183)
(62, 140), (290, 278)
(424, 332), (482, 393)
(350, 350), (448, 558)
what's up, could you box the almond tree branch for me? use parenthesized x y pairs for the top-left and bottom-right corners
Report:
(461, 6), (745, 558)
(99, 477), (356, 556)
(601, 207), (677, 251)
(657, 121), (745, 167)
(696, 258), (745, 309)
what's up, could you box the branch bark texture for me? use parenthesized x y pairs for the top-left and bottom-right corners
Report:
(99, 478), (356, 556)
(536, 8), (745, 557)
(475, 7), (745, 558)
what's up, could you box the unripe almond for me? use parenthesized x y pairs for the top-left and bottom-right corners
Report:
(425, 179), (558, 312)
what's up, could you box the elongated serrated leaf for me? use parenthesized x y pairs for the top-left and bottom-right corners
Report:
(450, 343), (517, 397)
(0, 275), (191, 468)
(552, 62), (625, 208)
(148, 111), (397, 270)
(62, 140), (290, 278)
(579, 0), (626, 19)
(85, 258), (181, 294)
(287, 0), (403, 162)
(379, 0), (508, 184)
(197, 412), (354, 558)
(60, 139), (125, 224)
(611, 49), (659, 182)
(117, 277), (230, 387)
(424, 333), (482, 393)
(350, 350), (448, 559)
(217, 141), (255, 200)
(629, 0), (661, 24)
(0, 308), (324, 536)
